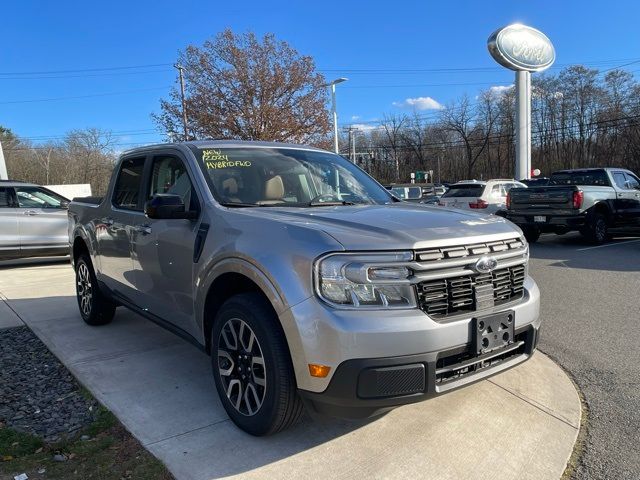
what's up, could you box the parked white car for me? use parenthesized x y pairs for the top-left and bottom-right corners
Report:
(438, 179), (527, 214)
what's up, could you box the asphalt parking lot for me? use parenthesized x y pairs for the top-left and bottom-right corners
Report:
(528, 231), (640, 479)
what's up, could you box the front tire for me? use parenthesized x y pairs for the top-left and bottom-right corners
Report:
(522, 226), (540, 243)
(75, 254), (116, 326)
(211, 293), (303, 436)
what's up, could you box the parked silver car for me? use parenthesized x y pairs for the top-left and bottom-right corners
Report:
(69, 141), (541, 436)
(0, 180), (70, 260)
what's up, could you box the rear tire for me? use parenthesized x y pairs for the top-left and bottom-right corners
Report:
(581, 213), (609, 245)
(211, 293), (303, 436)
(522, 226), (540, 244)
(75, 254), (116, 326)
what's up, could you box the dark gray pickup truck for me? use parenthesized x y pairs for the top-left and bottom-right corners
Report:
(505, 168), (640, 243)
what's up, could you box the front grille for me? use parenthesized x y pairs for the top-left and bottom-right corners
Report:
(417, 265), (525, 318)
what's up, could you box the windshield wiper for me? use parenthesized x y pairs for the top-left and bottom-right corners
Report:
(219, 202), (269, 208)
(308, 200), (358, 207)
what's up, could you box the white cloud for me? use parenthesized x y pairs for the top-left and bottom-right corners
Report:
(392, 96), (444, 111)
(489, 85), (514, 96)
(350, 115), (361, 121)
(350, 123), (378, 132)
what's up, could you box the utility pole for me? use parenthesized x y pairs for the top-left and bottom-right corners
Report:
(349, 127), (358, 163)
(174, 64), (189, 141)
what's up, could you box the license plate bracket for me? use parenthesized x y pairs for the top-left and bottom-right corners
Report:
(473, 311), (515, 355)
(534, 215), (546, 223)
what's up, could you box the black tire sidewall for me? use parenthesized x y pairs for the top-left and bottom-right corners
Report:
(75, 256), (95, 322)
(586, 214), (608, 244)
(211, 294), (292, 436)
(75, 254), (114, 325)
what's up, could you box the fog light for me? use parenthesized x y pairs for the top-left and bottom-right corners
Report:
(308, 364), (331, 378)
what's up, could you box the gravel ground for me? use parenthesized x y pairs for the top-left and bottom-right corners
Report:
(0, 326), (99, 442)
(529, 233), (640, 480)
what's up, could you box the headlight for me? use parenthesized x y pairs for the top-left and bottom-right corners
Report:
(314, 252), (417, 309)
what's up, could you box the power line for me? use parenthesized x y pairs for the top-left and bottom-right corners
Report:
(0, 86), (172, 105)
(0, 63), (173, 76)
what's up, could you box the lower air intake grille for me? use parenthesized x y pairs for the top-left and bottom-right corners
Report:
(417, 265), (525, 319)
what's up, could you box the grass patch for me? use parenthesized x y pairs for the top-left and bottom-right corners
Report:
(0, 406), (173, 480)
(0, 428), (43, 460)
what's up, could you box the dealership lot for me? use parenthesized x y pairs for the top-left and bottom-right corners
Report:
(0, 257), (583, 480)
(527, 232), (640, 479)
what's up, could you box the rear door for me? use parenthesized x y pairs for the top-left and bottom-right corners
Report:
(130, 152), (203, 337)
(0, 187), (20, 258)
(97, 156), (147, 299)
(13, 186), (69, 255)
(623, 172), (640, 222)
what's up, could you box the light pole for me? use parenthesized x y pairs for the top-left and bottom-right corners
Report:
(325, 77), (348, 154)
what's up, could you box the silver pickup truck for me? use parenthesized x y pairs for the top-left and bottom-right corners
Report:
(505, 168), (640, 243)
(68, 140), (541, 436)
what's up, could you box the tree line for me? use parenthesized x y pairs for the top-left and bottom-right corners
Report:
(1, 127), (117, 195)
(348, 66), (640, 183)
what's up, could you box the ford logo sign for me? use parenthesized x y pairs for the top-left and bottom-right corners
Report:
(475, 256), (498, 274)
(487, 24), (555, 72)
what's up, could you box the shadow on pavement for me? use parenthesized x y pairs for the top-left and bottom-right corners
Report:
(2, 294), (381, 479)
(529, 231), (640, 272)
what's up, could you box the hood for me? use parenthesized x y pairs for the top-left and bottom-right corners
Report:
(235, 203), (523, 251)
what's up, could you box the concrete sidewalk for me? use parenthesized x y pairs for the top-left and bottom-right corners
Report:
(0, 260), (582, 480)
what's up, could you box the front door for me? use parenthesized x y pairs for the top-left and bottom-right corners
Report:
(612, 171), (639, 225)
(131, 153), (202, 338)
(0, 187), (19, 259)
(13, 186), (69, 256)
(96, 156), (147, 300)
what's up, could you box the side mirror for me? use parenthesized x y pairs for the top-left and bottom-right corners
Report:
(60, 200), (70, 209)
(144, 194), (197, 220)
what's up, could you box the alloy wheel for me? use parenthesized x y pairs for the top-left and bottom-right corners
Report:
(217, 318), (267, 416)
(76, 263), (93, 316)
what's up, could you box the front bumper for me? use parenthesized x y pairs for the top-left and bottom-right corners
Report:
(279, 276), (541, 417)
(300, 323), (539, 418)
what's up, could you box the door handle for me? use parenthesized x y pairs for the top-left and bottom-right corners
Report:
(24, 210), (39, 216)
(135, 225), (152, 235)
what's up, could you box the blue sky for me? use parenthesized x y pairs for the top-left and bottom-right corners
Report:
(1, 0), (639, 150)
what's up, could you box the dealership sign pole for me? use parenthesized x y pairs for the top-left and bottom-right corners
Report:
(488, 24), (555, 180)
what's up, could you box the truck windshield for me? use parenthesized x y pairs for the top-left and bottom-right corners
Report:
(191, 147), (393, 207)
(550, 170), (610, 186)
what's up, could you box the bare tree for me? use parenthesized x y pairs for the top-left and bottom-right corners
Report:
(441, 96), (494, 179)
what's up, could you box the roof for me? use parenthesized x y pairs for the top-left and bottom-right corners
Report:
(0, 179), (35, 187)
(122, 139), (328, 156)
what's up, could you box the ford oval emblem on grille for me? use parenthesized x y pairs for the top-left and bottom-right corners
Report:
(475, 256), (498, 273)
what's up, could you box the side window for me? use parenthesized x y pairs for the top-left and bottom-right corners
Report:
(613, 172), (628, 190)
(15, 187), (66, 208)
(491, 184), (506, 197)
(624, 173), (640, 190)
(149, 155), (199, 212)
(113, 157), (146, 210)
(0, 187), (11, 207)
